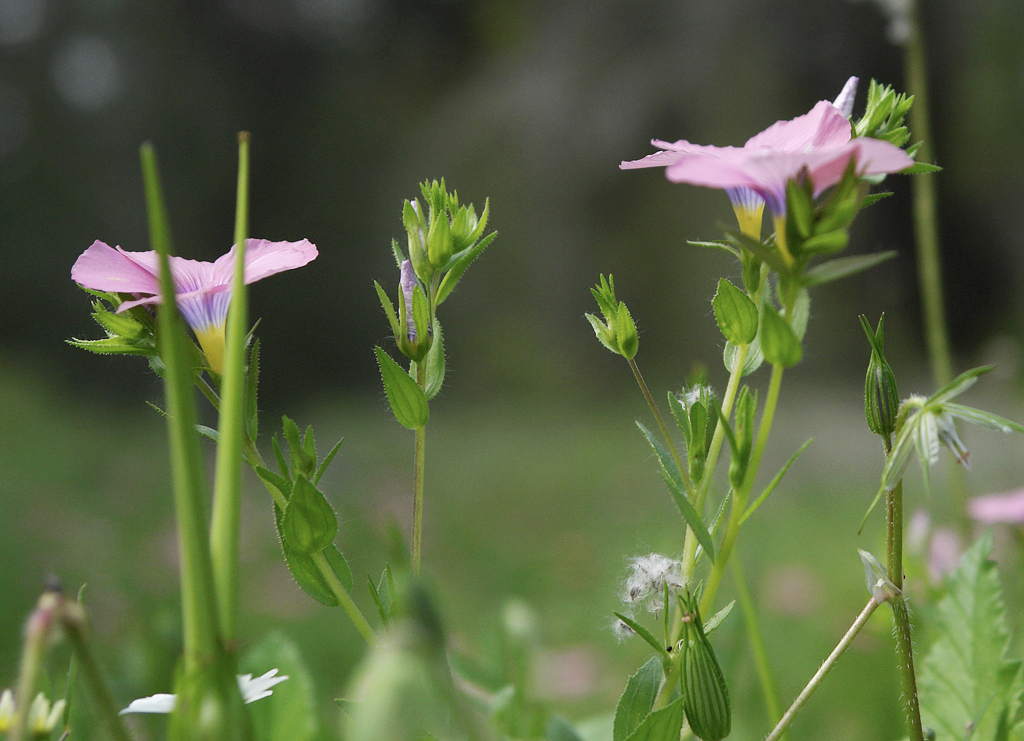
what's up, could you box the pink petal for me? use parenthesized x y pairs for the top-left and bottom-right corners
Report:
(71, 241), (161, 295)
(968, 488), (1024, 525)
(241, 238), (319, 284)
(744, 101), (851, 151)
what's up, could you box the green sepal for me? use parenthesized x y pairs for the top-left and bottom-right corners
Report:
(66, 337), (157, 356)
(436, 230), (498, 306)
(282, 416), (317, 479)
(614, 656), (663, 741)
(426, 210), (453, 268)
(703, 600), (735, 635)
(712, 278), (758, 345)
(801, 251), (897, 288)
(244, 339), (260, 441)
(272, 434), (290, 481)
(281, 475), (338, 554)
(786, 178), (815, 240)
(800, 229), (849, 255)
(368, 564), (396, 625)
(760, 305), (802, 367)
(311, 437), (343, 487)
(374, 280), (401, 340)
(636, 422), (715, 561)
(254, 466), (292, 502)
(420, 319), (445, 401)
(622, 697), (684, 741)
(390, 238), (406, 269)
(92, 306), (150, 340)
(612, 613), (670, 661)
(687, 239), (741, 259)
(375, 346), (429, 429)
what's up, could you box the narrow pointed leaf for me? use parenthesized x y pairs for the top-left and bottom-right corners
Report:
(422, 319), (445, 400)
(742, 438), (813, 523)
(802, 251), (898, 288)
(436, 230), (497, 305)
(612, 613), (669, 661)
(614, 657), (663, 741)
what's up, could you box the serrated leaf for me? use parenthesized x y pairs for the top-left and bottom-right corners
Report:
(918, 532), (1024, 741)
(281, 476), (338, 554)
(375, 346), (429, 429)
(636, 422), (715, 561)
(760, 305), (802, 367)
(623, 697), (684, 741)
(801, 251), (898, 288)
(712, 278), (758, 345)
(614, 656), (663, 741)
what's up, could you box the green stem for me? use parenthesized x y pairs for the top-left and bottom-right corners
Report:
(209, 132), (251, 644)
(904, 0), (952, 389)
(62, 602), (134, 741)
(700, 361), (785, 616)
(627, 357), (693, 498)
(412, 362), (427, 575)
(140, 143), (221, 671)
(731, 554), (782, 731)
(764, 597), (882, 741)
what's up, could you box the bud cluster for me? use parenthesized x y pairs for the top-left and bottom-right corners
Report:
(586, 274), (639, 360)
(671, 383), (718, 484)
(860, 314), (900, 440)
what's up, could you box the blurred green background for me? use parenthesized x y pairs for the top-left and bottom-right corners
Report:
(2, 0), (1024, 738)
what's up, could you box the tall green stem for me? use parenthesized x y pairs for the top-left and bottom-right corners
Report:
(904, 0), (952, 388)
(210, 132), (250, 644)
(731, 554), (782, 730)
(412, 362), (427, 574)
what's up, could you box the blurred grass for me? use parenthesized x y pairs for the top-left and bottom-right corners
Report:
(2, 355), (1023, 739)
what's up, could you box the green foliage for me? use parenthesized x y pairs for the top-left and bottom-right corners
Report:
(587, 274), (640, 360)
(623, 698), (685, 741)
(679, 593), (731, 741)
(917, 532), (1024, 741)
(281, 476), (338, 554)
(760, 304), (802, 367)
(375, 346), (429, 429)
(614, 657), (663, 741)
(712, 278), (758, 346)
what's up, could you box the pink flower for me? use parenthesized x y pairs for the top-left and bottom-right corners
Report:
(620, 78), (913, 219)
(968, 487), (1024, 525)
(72, 238), (317, 373)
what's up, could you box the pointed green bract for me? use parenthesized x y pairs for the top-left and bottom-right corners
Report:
(421, 319), (446, 401)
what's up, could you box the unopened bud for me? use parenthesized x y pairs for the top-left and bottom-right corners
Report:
(861, 315), (899, 439)
(680, 596), (731, 741)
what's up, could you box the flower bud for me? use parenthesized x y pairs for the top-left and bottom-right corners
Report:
(426, 212), (454, 269)
(861, 315), (899, 440)
(680, 597), (731, 741)
(397, 261), (433, 362)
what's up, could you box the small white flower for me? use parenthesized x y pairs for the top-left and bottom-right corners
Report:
(0, 689), (16, 732)
(120, 669), (289, 715)
(28, 693), (66, 734)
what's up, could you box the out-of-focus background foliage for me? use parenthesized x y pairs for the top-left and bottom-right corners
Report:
(2, 0), (1023, 739)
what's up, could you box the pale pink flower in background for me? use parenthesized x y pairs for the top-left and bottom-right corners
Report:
(620, 76), (913, 219)
(72, 238), (317, 373)
(928, 527), (963, 584)
(968, 487), (1024, 525)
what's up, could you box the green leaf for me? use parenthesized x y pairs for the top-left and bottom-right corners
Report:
(312, 438), (343, 487)
(760, 305), (802, 367)
(614, 657), (663, 741)
(623, 697), (684, 741)
(375, 346), (429, 429)
(918, 533), (1024, 741)
(800, 229), (849, 254)
(242, 631), (319, 741)
(723, 335), (764, 377)
(703, 600), (735, 635)
(712, 279), (758, 345)
(281, 476), (338, 554)
(742, 438), (813, 523)
(373, 280), (401, 341)
(613, 613), (669, 661)
(368, 564), (395, 625)
(323, 543), (353, 593)
(801, 251), (898, 288)
(282, 416), (315, 478)
(254, 466), (291, 502)
(636, 422), (715, 561)
(687, 240), (741, 259)
(421, 319), (445, 400)
(436, 230), (498, 305)
(547, 715), (585, 741)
